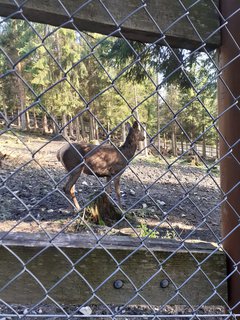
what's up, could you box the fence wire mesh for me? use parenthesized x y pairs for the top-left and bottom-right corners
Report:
(0, 0), (239, 319)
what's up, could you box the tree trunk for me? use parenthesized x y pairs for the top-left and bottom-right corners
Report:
(33, 111), (39, 130)
(201, 123), (207, 158)
(94, 118), (99, 140)
(17, 81), (26, 130)
(62, 113), (68, 138)
(75, 116), (82, 141)
(85, 57), (98, 141)
(17, 111), (21, 128)
(143, 124), (148, 157)
(52, 120), (58, 134)
(16, 62), (26, 130)
(42, 114), (49, 134)
(171, 123), (177, 156)
(9, 22), (26, 130)
(202, 134), (206, 158)
(133, 86), (144, 152)
(180, 136), (184, 154)
(89, 116), (94, 141)
(157, 73), (161, 152)
(80, 116), (86, 139)
(163, 133), (167, 150)
(2, 105), (9, 124)
(69, 117), (74, 138)
(216, 138), (219, 159)
(26, 110), (30, 130)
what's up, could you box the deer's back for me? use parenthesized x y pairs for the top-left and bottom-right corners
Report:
(57, 143), (91, 172)
(58, 142), (127, 177)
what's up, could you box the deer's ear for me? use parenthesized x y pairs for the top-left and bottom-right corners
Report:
(132, 121), (138, 129)
(125, 122), (131, 131)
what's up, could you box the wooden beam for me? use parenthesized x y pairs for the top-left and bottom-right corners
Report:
(0, 0), (220, 50)
(0, 232), (227, 306)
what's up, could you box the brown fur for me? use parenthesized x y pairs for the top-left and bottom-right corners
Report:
(57, 121), (144, 209)
(0, 152), (7, 168)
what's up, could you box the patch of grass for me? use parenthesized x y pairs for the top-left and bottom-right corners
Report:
(133, 155), (163, 165)
(145, 155), (163, 164)
(0, 127), (52, 142)
(178, 157), (220, 175)
(162, 230), (177, 240)
(211, 165), (219, 175)
(138, 223), (159, 239)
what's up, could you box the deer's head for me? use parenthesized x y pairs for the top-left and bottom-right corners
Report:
(126, 121), (145, 142)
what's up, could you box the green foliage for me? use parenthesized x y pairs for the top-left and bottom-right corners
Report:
(138, 223), (159, 239)
(0, 20), (218, 150)
(162, 230), (177, 240)
(101, 38), (216, 90)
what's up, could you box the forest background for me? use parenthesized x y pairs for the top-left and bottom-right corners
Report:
(0, 20), (218, 158)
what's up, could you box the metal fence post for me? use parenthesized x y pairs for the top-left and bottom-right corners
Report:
(218, 0), (240, 315)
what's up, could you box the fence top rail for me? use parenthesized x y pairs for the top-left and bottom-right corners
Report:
(0, 232), (222, 253)
(0, 0), (220, 50)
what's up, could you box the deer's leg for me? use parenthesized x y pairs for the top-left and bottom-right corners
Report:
(63, 168), (83, 210)
(114, 175), (121, 207)
(106, 176), (112, 195)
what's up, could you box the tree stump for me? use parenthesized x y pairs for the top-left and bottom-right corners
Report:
(87, 193), (122, 226)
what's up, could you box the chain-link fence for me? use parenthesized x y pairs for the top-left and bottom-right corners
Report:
(0, 0), (240, 319)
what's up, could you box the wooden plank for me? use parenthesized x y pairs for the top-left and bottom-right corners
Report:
(0, 0), (220, 50)
(0, 231), (222, 252)
(0, 232), (227, 306)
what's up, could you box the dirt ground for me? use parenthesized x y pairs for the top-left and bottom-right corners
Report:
(0, 303), (226, 319)
(0, 131), (225, 319)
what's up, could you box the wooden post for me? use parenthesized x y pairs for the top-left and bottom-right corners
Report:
(218, 0), (240, 315)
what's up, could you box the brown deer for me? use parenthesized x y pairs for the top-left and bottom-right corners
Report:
(0, 152), (7, 168)
(57, 121), (144, 210)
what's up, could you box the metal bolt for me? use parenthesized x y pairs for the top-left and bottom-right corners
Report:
(160, 279), (169, 288)
(113, 279), (124, 289)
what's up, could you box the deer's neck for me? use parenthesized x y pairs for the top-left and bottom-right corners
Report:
(120, 135), (138, 160)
